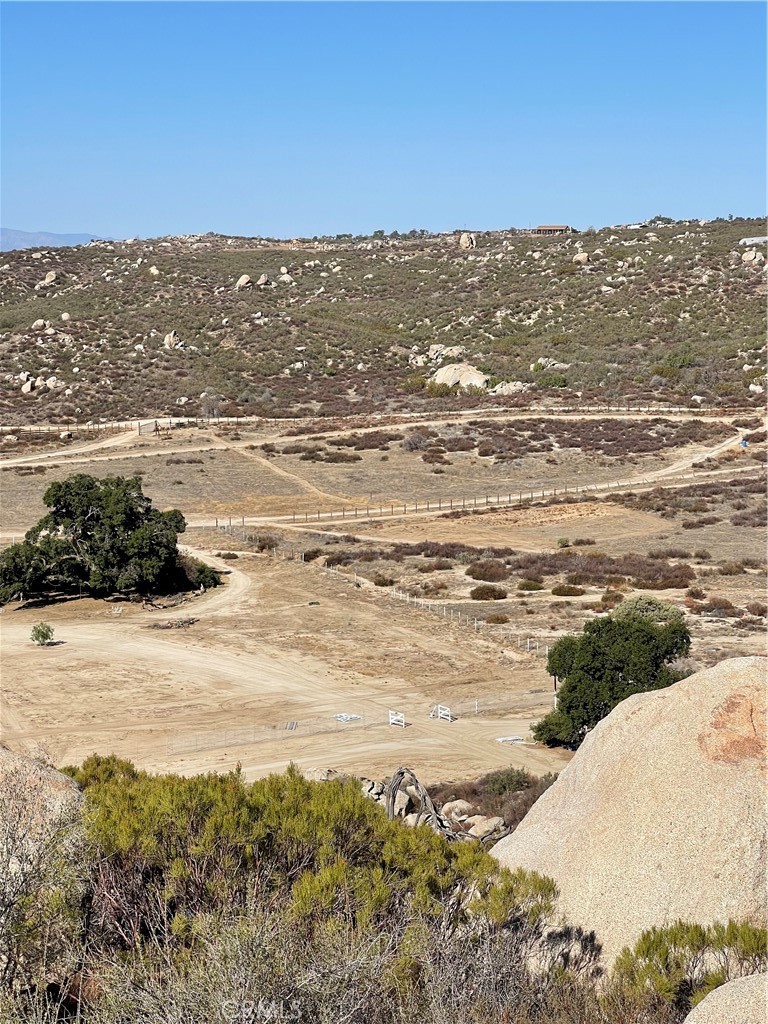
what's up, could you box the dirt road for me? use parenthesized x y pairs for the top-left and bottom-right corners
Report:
(0, 550), (570, 782)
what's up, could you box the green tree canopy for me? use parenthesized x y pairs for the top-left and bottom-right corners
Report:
(0, 474), (190, 604)
(533, 606), (691, 749)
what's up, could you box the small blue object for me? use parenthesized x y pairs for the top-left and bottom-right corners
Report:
(741, 439), (749, 448)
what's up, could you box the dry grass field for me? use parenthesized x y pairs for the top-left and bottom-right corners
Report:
(1, 413), (764, 784)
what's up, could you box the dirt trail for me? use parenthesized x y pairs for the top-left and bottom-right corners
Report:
(232, 445), (351, 504)
(0, 549), (567, 782)
(1, 408), (748, 471)
(0, 428), (138, 467)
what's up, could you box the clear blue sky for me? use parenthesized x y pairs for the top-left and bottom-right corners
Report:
(1, 1), (765, 238)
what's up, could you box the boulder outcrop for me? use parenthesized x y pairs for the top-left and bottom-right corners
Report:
(491, 657), (767, 964)
(683, 972), (768, 1024)
(431, 362), (488, 389)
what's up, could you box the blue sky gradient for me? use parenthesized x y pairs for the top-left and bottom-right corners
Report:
(2, 1), (765, 238)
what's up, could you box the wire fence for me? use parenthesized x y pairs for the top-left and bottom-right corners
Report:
(165, 713), (373, 757)
(210, 463), (746, 531)
(0, 422), (133, 438)
(213, 525), (552, 658)
(1, 402), (740, 440)
(162, 688), (544, 759)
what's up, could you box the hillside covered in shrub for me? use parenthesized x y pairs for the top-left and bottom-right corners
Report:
(0, 217), (765, 423)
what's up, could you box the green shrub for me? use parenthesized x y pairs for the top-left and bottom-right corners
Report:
(31, 622), (54, 646)
(518, 580), (544, 592)
(611, 919), (768, 1013)
(536, 373), (567, 388)
(63, 759), (551, 945)
(551, 584), (585, 597)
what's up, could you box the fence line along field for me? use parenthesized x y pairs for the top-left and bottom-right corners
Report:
(0, 545), (571, 782)
(0, 408), (764, 783)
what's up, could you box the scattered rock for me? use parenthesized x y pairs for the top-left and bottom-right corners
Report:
(234, 274), (252, 291)
(31, 318), (47, 330)
(459, 232), (476, 250)
(532, 356), (570, 372)
(60, 312), (71, 321)
(490, 380), (530, 395)
(428, 343), (466, 363)
(256, 273), (271, 287)
(572, 252), (590, 265)
(43, 270), (57, 284)
(491, 657), (768, 965)
(163, 330), (184, 350)
(442, 799), (474, 820)
(468, 816), (506, 839)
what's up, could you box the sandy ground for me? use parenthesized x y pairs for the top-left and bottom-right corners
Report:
(0, 550), (571, 783)
(1, 413), (763, 785)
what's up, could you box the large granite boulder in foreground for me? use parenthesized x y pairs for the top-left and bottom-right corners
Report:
(491, 657), (767, 964)
(683, 972), (768, 1023)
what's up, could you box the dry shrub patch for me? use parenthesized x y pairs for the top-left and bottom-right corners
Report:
(510, 551), (695, 590)
(470, 584), (508, 601)
(465, 560), (511, 582)
(551, 584), (586, 597)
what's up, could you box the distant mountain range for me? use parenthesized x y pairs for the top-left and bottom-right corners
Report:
(0, 228), (103, 251)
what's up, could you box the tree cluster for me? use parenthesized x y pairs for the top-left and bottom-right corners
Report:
(0, 474), (217, 604)
(534, 597), (691, 748)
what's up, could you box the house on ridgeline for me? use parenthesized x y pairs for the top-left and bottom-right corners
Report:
(531, 225), (576, 236)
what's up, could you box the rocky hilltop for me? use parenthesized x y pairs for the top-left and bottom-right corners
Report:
(491, 656), (767, 964)
(0, 218), (765, 424)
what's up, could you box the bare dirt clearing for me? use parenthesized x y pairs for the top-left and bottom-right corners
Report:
(0, 552), (570, 782)
(1, 414), (763, 784)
